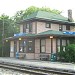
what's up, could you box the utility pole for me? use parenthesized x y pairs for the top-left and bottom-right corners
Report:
(2, 17), (4, 57)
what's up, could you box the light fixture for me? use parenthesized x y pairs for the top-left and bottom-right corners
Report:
(6, 40), (8, 42)
(19, 38), (22, 40)
(50, 36), (53, 39)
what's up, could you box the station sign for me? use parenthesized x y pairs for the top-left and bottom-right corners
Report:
(14, 33), (26, 37)
(63, 31), (75, 35)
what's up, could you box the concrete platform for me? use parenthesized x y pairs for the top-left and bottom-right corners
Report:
(0, 57), (75, 72)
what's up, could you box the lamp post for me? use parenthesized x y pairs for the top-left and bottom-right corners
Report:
(2, 17), (4, 57)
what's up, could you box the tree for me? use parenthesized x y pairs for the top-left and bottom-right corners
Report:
(0, 14), (18, 57)
(58, 44), (75, 62)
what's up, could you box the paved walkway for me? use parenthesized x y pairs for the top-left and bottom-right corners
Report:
(0, 57), (75, 71)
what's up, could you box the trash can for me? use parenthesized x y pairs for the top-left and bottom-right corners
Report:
(16, 52), (19, 59)
(50, 53), (57, 62)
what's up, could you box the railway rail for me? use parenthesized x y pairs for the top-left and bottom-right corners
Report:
(0, 61), (75, 75)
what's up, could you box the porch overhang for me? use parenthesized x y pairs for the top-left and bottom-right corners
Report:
(4, 30), (75, 41)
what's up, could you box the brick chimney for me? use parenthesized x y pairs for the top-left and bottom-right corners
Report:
(68, 9), (73, 22)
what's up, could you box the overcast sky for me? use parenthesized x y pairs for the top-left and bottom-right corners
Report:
(0, 0), (75, 19)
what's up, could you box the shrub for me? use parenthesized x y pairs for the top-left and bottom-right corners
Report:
(57, 44), (75, 62)
(65, 44), (75, 62)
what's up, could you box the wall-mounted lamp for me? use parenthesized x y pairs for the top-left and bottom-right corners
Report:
(6, 40), (8, 42)
(19, 38), (22, 40)
(50, 36), (53, 39)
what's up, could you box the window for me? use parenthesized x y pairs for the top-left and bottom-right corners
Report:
(57, 39), (66, 52)
(26, 22), (32, 33)
(66, 25), (70, 30)
(23, 41), (26, 52)
(40, 39), (46, 53)
(26, 24), (29, 29)
(23, 24), (26, 33)
(28, 41), (33, 51)
(19, 39), (34, 53)
(19, 40), (26, 52)
(46, 23), (51, 28)
(29, 23), (32, 32)
(62, 40), (66, 52)
(27, 39), (35, 53)
(57, 46), (60, 52)
(57, 39), (60, 52)
(19, 41), (24, 52)
(59, 25), (62, 31)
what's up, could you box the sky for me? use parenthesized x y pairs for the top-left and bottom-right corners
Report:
(0, 0), (75, 20)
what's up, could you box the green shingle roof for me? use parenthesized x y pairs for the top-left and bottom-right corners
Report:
(37, 30), (75, 36)
(25, 33), (36, 36)
(38, 30), (63, 35)
(5, 30), (75, 40)
(24, 11), (68, 22)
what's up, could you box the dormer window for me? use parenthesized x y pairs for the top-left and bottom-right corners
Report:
(46, 23), (51, 28)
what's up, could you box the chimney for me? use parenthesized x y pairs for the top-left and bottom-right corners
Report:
(68, 9), (73, 22)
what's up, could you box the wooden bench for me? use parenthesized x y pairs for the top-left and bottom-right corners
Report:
(39, 54), (49, 61)
(17, 54), (26, 59)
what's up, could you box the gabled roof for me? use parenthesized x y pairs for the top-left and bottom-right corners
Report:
(24, 11), (68, 22)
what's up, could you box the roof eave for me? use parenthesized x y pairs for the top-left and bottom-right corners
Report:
(19, 18), (75, 25)
(4, 33), (75, 41)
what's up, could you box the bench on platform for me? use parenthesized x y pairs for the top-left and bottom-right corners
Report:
(17, 53), (26, 59)
(39, 54), (49, 61)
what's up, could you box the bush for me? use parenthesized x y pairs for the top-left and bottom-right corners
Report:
(58, 44), (75, 62)
(57, 48), (66, 62)
(65, 44), (75, 62)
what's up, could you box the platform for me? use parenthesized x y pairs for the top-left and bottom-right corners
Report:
(0, 57), (75, 72)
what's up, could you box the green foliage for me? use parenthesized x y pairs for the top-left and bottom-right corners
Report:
(0, 14), (19, 37)
(65, 44), (75, 62)
(57, 46), (66, 62)
(58, 44), (75, 62)
(69, 38), (75, 44)
(0, 14), (16, 57)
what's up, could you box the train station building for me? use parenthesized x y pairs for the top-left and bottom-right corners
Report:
(5, 10), (75, 60)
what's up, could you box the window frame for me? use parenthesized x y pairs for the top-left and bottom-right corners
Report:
(27, 39), (35, 53)
(45, 22), (51, 28)
(23, 22), (32, 33)
(66, 25), (70, 30)
(19, 40), (24, 53)
(40, 39), (46, 53)
(19, 39), (35, 53)
(59, 25), (63, 31)
(23, 24), (26, 33)
(26, 22), (32, 33)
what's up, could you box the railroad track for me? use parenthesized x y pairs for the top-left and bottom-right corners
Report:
(0, 61), (75, 75)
